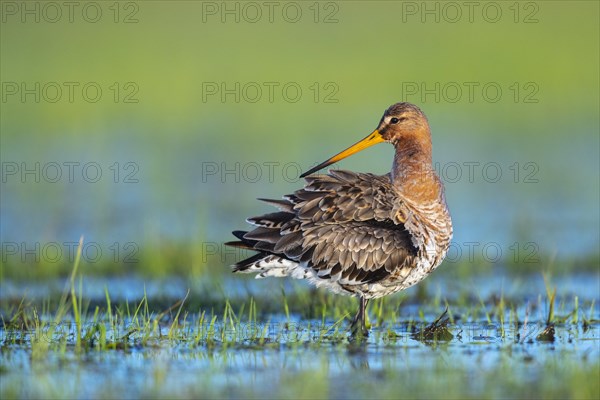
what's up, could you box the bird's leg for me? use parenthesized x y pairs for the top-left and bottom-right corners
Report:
(350, 296), (370, 338)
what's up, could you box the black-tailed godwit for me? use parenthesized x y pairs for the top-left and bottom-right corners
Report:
(226, 102), (453, 336)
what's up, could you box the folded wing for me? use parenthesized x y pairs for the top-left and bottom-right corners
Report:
(226, 170), (418, 286)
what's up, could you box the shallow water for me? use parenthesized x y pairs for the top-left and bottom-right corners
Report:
(1, 270), (599, 399)
(2, 270), (598, 306)
(1, 313), (599, 399)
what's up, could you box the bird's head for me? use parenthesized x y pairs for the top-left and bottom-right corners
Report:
(300, 102), (431, 178)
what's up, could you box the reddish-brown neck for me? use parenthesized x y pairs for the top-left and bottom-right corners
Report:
(390, 131), (441, 203)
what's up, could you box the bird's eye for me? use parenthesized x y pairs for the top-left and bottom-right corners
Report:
(390, 117), (405, 124)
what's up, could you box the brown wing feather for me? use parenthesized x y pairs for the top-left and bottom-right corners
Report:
(230, 170), (417, 286)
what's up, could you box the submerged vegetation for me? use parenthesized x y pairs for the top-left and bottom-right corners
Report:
(1, 240), (598, 399)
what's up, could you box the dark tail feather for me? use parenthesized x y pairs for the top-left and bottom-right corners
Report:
(258, 198), (294, 212)
(225, 230), (267, 272)
(224, 240), (254, 250)
(231, 252), (266, 272)
(232, 230), (248, 241)
(224, 230), (257, 250)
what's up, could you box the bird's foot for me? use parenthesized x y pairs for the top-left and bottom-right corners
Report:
(350, 322), (369, 339)
(349, 296), (370, 339)
(349, 314), (369, 339)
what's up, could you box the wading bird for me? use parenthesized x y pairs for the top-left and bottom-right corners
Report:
(226, 102), (453, 336)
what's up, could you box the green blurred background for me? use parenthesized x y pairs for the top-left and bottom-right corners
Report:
(1, 0), (598, 281)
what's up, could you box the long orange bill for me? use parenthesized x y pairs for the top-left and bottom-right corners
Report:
(300, 130), (385, 178)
